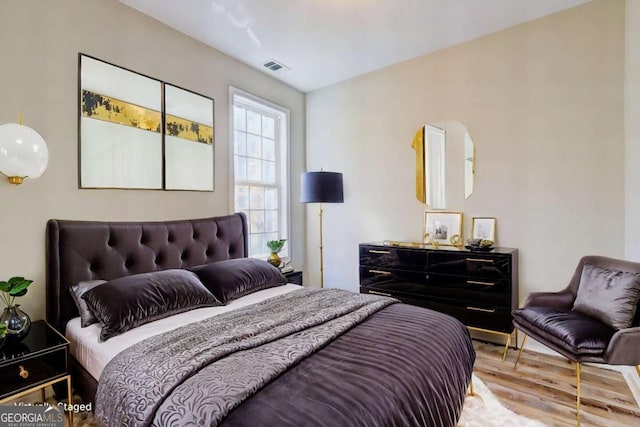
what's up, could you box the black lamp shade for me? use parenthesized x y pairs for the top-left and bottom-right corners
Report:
(300, 171), (344, 203)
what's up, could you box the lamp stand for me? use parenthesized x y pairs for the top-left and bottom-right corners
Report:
(318, 203), (324, 288)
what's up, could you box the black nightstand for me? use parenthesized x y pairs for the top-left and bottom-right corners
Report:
(0, 320), (72, 421)
(283, 270), (303, 286)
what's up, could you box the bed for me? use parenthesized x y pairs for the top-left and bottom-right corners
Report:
(46, 213), (475, 427)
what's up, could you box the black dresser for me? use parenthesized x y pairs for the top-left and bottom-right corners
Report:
(359, 242), (518, 337)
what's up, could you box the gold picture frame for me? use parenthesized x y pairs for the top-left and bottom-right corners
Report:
(424, 211), (463, 246)
(471, 217), (497, 242)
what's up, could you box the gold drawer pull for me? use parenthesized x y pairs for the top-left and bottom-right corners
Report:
(18, 365), (29, 379)
(466, 258), (494, 263)
(369, 290), (392, 297)
(368, 269), (391, 275)
(467, 280), (495, 286)
(369, 250), (390, 255)
(466, 306), (496, 313)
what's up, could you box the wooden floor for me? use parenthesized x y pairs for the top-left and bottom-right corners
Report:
(473, 340), (640, 427)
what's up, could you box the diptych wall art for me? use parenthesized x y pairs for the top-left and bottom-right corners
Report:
(79, 54), (215, 191)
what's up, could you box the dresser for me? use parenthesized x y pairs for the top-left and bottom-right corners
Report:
(359, 242), (518, 342)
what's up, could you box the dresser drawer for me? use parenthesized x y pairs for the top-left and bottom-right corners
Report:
(360, 268), (510, 306)
(0, 348), (66, 398)
(359, 245), (428, 272)
(428, 252), (511, 278)
(390, 296), (513, 333)
(428, 274), (510, 293)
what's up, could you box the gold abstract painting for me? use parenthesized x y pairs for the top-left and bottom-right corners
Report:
(165, 114), (214, 145)
(81, 89), (161, 133)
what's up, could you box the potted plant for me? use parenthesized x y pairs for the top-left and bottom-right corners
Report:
(0, 277), (33, 343)
(266, 239), (286, 268)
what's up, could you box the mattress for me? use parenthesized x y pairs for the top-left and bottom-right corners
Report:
(66, 284), (302, 380)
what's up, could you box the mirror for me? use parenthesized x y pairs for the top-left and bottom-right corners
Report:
(412, 120), (475, 208)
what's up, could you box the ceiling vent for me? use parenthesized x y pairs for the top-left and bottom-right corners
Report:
(263, 59), (290, 73)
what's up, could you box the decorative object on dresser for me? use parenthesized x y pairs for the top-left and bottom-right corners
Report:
(0, 276), (35, 344)
(300, 171), (344, 287)
(359, 242), (518, 359)
(471, 217), (496, 242)
(0, 113), (48, 185)
(424, 211), (463, 246)
(266, 239), (286, 267)
(0, 320), (73, 424)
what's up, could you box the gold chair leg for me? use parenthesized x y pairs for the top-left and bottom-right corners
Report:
(469, 377), (475, 396)
(636, 365), (640, 379)
(576, 362), (581, 426)
(513, 334), (528, 368)
(515, 328), (519, 349)
(501, 333), (511, 361)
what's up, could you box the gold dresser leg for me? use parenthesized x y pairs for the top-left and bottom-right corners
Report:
(67, 375), (73, 427)
(636, 365), (640, 379)
(576, 362), (581, 426)
(513, 334), (528, 368)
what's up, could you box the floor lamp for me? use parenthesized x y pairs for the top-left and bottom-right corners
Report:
(301, 171), (344, 288)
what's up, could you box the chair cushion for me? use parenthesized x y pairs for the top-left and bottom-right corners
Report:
(513, 307), (615, 356)
(572, 263), (640, 330)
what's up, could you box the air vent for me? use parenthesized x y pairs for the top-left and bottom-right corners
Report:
(263, 59), (290, 73)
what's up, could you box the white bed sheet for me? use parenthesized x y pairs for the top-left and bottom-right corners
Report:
(65, 284), (302, 380)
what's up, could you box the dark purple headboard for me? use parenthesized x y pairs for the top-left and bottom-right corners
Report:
(46, 213), (248, 334)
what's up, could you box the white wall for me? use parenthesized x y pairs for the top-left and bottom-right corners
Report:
(626, 0), (640, 260)
(0, 0), (306, 320)
(305, 0), (625, 300)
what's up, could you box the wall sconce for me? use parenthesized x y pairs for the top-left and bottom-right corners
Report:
(0, 115), (48, 185)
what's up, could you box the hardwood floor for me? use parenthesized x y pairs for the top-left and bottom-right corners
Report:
(473, 340), (640, 426)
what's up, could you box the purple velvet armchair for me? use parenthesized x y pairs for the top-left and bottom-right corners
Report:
(511, 255), (640, 425)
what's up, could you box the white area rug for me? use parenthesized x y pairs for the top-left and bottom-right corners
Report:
(458, 375), (548, 427)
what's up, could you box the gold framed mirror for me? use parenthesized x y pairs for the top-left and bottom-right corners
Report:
(412, 120), (475, 208)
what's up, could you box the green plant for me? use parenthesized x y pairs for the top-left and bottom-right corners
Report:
(0, 277), (34, 307)
(0, 322), (6, 338)
(266, 239), (286, 254)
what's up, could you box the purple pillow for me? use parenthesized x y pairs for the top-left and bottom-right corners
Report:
(82, 269), (219, 341)
(69, 280), (106, 327)
(191, 258), (287, 304)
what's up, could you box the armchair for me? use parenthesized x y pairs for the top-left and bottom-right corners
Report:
(512, 255), (640, 425)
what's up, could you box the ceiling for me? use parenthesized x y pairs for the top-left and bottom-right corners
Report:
(119, 0), (590, 93)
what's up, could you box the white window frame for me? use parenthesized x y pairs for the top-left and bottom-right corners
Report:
(229, 87), (290, 259)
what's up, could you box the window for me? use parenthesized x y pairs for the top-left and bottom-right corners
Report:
(230, 88), (289, 259)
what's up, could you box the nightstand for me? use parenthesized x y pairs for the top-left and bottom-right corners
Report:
(0, 320), (72, 422)
(283, 270), (303, 286)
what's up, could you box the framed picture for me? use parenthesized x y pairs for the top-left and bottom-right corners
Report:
(79, 54), (163, 189)
(78, 54), (215, 191)
(164, 84), (215, 191)
(424, 211), (463, 246)
(472, 217), (497, 242)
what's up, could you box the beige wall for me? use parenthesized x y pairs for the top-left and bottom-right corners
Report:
(306, 0), (625, 300)
(626, 0), (640, 260)
(0, 0), (306, 320)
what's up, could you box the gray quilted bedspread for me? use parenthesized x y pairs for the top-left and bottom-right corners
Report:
(95, 288), (396, 427)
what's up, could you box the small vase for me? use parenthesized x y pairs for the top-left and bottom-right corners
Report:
(268, 252), (282, 268)
(1, 305), (31, 344)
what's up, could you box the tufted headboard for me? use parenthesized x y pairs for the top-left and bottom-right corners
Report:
(46, 213), (248, 334)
